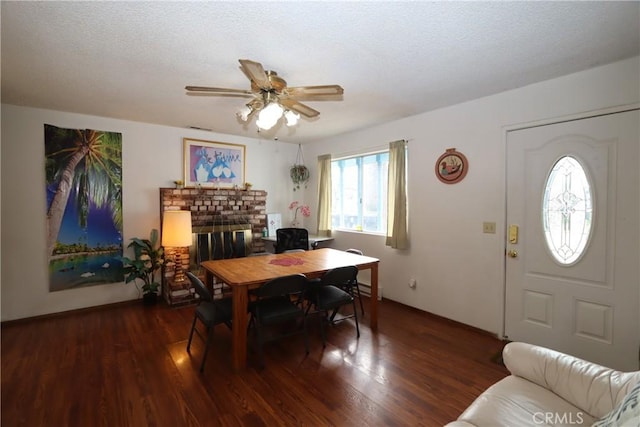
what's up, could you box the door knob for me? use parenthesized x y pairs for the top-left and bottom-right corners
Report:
(507, 249), (518, 258)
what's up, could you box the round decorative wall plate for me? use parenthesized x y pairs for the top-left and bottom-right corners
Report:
(435, 148), (468, 184)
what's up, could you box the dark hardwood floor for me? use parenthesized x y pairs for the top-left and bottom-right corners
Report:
(2, 297), (508, 426)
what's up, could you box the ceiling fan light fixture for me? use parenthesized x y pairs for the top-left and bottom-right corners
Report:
(256, 101), (284, 130)
(237, 105), (253, 121)
(284, 110), (300, 127)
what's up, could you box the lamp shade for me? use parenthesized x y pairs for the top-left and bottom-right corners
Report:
(237, 105), (253, 121)
(256, 101), (284, 130)
(162, 210), (192, 247)
(284, 110), (300, 126)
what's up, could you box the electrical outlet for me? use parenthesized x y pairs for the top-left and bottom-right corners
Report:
(483, 222), (496, 234)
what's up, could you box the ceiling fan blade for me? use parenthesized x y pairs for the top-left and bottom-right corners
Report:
(238, 59), (271, 90)
(279, 99), (320, 118)
(284, 85), (344, 98)
(185, 86), (253, 96)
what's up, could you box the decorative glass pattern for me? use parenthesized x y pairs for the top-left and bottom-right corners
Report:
(542, 156), (593, 265)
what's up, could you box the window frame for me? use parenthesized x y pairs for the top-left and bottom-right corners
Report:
(331, 149), (389, 234)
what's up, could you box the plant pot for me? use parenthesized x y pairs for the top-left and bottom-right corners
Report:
(290, 164), (310, 190)
(143, 292), (158, 306)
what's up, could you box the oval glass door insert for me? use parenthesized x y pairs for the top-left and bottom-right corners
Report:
(542, 156), (593, 265)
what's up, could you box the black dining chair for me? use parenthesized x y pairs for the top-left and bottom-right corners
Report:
(344, 249), (366, 316)
(186, 272), (233, 373)
(249, 273), (310, 368)
(305, 266), (360, 347)
(275, 228), (309, 253)
(283, 249), (306, 253)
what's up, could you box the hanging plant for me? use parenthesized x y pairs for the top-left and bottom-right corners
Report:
(290, 164), (310, 191)
(290, 144), (310, 191)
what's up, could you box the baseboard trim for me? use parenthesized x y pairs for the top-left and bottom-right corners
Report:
(1, 299), (141, 327)
(357, 282), (382, 300)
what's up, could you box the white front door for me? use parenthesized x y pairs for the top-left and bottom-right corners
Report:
(504, 109), (639, 371)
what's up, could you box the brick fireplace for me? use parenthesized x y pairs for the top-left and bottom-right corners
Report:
(159, 187), (268, 305)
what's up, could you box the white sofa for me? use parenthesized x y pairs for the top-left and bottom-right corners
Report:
(446, 342), (640, 427)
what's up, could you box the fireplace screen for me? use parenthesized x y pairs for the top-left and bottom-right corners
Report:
(189, 224), (253, 269)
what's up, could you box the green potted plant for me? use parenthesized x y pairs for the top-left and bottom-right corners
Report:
(290, 144), (310, 191)
(122, 229), (164, 305)
(290, 164), (309, 191)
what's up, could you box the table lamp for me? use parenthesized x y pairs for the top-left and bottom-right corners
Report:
(162, 210), (192, 282)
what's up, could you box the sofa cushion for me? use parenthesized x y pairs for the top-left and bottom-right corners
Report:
(592, 381), (640, 427)
(503, 342), (640, 419)
(455, 375), (597, 427)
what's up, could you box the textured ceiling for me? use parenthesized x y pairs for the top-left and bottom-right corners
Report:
(2, 1), (639, 144)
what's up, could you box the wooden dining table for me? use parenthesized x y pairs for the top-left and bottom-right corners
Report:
(200, 248), (380, 371)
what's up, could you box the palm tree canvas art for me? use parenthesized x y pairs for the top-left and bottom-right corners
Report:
(45, 124), (124, 292)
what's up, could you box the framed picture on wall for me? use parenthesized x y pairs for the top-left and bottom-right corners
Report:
(435, 148), (468, 184)
(267, 213), (282, 237)
(183, 138), (246, 188)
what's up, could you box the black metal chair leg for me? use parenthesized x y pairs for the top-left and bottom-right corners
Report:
(319, 312), (327, 347)
(355, 284), (365, 316)
(256, 321), (265, 369)
(187, 315), (197, 353)
(352, 300), (360, 338)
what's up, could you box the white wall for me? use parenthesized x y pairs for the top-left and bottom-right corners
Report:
(0, 107), (298, 321)
(303, 57), (640, 336)
(2, 57), (638, 326)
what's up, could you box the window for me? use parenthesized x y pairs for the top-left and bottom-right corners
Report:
(331, 151), (389, 233)
(542, 156), (593, 265)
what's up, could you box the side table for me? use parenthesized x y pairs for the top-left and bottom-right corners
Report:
(163, 277), (198, 306)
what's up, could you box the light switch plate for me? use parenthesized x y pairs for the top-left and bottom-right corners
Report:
(483, 222), (496, 234)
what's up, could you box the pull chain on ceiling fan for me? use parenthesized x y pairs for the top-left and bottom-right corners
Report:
(186, 59), (344, 131)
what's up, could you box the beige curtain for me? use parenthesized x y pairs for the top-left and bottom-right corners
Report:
(386, 140), (409, 249)
(316, 154), (332, 236)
